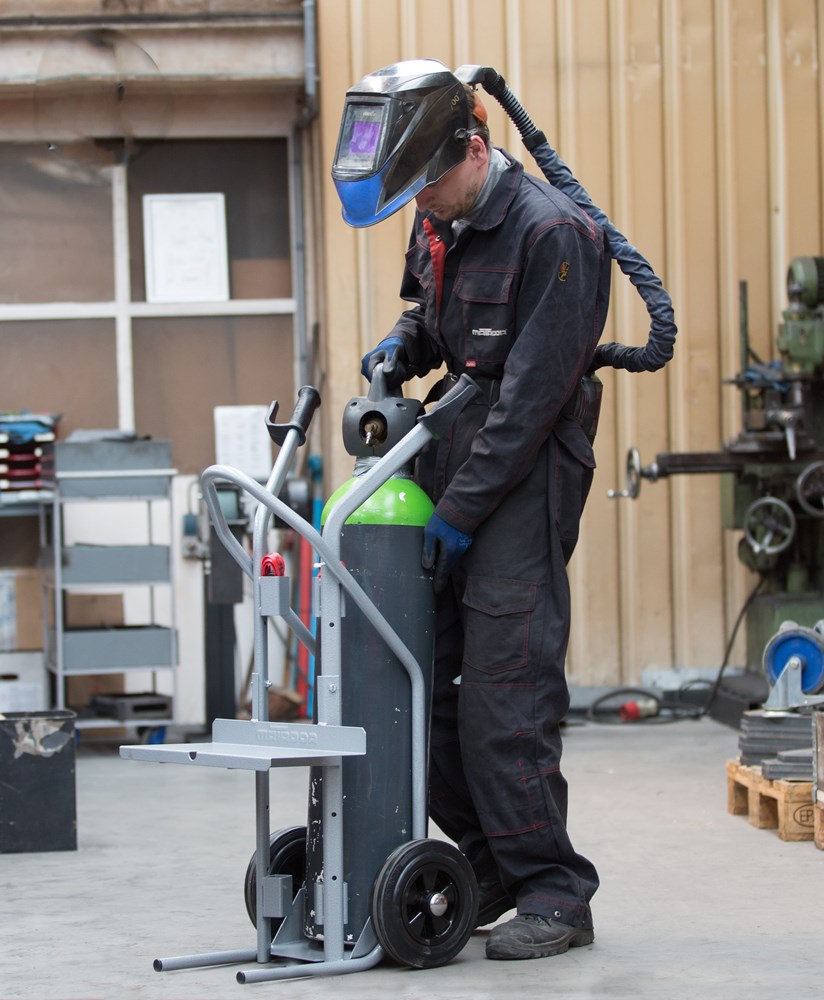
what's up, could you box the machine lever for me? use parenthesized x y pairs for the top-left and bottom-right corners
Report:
(784, 424), (797, 461)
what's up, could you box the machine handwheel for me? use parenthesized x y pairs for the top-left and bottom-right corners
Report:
(243, 825), (307, 929)
(608, 447), (642, 499)
(370, 839), (478, 969)
(796, 461), (824, 517)
(625, 446), (642, 499)
(743, 496), (796, 555)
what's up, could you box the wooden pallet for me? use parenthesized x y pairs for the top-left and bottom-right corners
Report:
(815, 801), (824, 851)
(726, 759), (815, 842)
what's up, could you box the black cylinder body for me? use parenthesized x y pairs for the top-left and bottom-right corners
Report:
(303, 490), (435, 942)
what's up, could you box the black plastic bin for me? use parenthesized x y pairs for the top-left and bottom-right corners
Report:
(0, 710), (77, 853)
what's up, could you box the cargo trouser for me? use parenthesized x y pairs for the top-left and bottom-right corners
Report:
(426, 427), (600, 929)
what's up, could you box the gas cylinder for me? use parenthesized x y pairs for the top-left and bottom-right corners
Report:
(303, 371), (436, 943)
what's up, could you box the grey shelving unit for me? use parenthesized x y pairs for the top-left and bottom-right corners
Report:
(44, 439), (178, 731)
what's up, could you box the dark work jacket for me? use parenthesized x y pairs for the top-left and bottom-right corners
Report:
(389, 151), (611, 536)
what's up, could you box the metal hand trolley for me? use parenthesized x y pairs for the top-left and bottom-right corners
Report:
(120, 371), (480, 984)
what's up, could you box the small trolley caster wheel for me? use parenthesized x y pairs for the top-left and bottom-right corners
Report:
(243, 825), (307, 930)
(370, 838), (478, 969)
(763, 624), (824, 695)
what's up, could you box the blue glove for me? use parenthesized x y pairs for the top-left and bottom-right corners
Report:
(422, 512), (473, 594)
(361, 336), (408, 386)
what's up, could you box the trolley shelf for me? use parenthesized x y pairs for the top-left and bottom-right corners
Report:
(120, 718), (366, 772)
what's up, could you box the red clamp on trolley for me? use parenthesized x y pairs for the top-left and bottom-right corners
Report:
(261, 552), (286, 576)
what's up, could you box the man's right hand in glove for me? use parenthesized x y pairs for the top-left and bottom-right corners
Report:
(422, 512), (473, 594)
(361, 335), (408, 387)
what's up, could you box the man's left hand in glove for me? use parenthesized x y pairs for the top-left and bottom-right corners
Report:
(360, 335), (408, 387)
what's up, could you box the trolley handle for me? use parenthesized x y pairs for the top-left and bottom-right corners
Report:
(417, 374), (479, 438)
(266, 385), (322, 446)
(203, 385), (322, 580)
(201, 466), (255, 579)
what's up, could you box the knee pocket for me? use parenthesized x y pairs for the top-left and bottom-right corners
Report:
(462, 576), (537, 675)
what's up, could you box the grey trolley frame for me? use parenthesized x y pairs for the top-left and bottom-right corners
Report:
(120, 376), (477, 985)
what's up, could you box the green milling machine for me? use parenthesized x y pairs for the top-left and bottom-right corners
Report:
(611, 257), (824, 708)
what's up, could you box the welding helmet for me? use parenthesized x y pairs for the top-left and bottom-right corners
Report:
(332, 59), (476, 228)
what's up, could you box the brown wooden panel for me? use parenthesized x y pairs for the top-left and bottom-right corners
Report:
(0, 320), (118, 436)
(0, 145), (114, 303)
(409, 0), (456, 65)
(359, 0), (402, 69)
(782, 0), (822, 256)
(132, 314), (294, 475)
(566, 0), (624, 683)
(620, 1), (675, 675)
(315, 0), (824, 684)
(517, 0), (559, 153)
(733, 0), (774, 359)
(126, 138), (292, 302)
(670, 0), (726, 667)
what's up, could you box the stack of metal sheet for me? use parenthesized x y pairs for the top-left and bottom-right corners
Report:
(738, 709), (814, 767)
(761, 747), (815, 781)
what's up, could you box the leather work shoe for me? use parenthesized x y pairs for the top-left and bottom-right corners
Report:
(485, 913), (595, 960)
(475, 877), (515, 927)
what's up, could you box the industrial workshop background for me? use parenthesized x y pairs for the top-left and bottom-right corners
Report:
(1, 0), (822, 726)
(317, 0), (824, 692)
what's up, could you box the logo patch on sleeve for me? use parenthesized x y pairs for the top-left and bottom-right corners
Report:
(559, 261), (571, 282)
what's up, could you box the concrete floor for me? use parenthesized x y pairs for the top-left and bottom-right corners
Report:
(1, 715), (821, 1000)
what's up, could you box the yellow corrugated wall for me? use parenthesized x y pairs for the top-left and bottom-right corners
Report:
(314, 0), (824, 683)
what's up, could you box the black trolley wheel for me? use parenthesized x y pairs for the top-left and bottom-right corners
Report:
(370, 838), (478, 969)
(243, 825), (307, 929)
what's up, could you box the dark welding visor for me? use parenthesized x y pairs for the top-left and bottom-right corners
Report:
(332, 59), (472, 228)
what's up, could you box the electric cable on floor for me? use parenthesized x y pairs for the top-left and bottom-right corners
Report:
(586, 576), (767, 725)
(691, 575), (767, 717)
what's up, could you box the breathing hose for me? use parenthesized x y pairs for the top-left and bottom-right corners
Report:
(456, 65), (677, 374)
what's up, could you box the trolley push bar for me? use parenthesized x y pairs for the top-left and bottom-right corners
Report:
(120, 373), (479, 984)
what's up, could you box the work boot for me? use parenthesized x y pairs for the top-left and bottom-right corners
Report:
(475, 876), (515, 927)
(485, 913), (594, 960)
